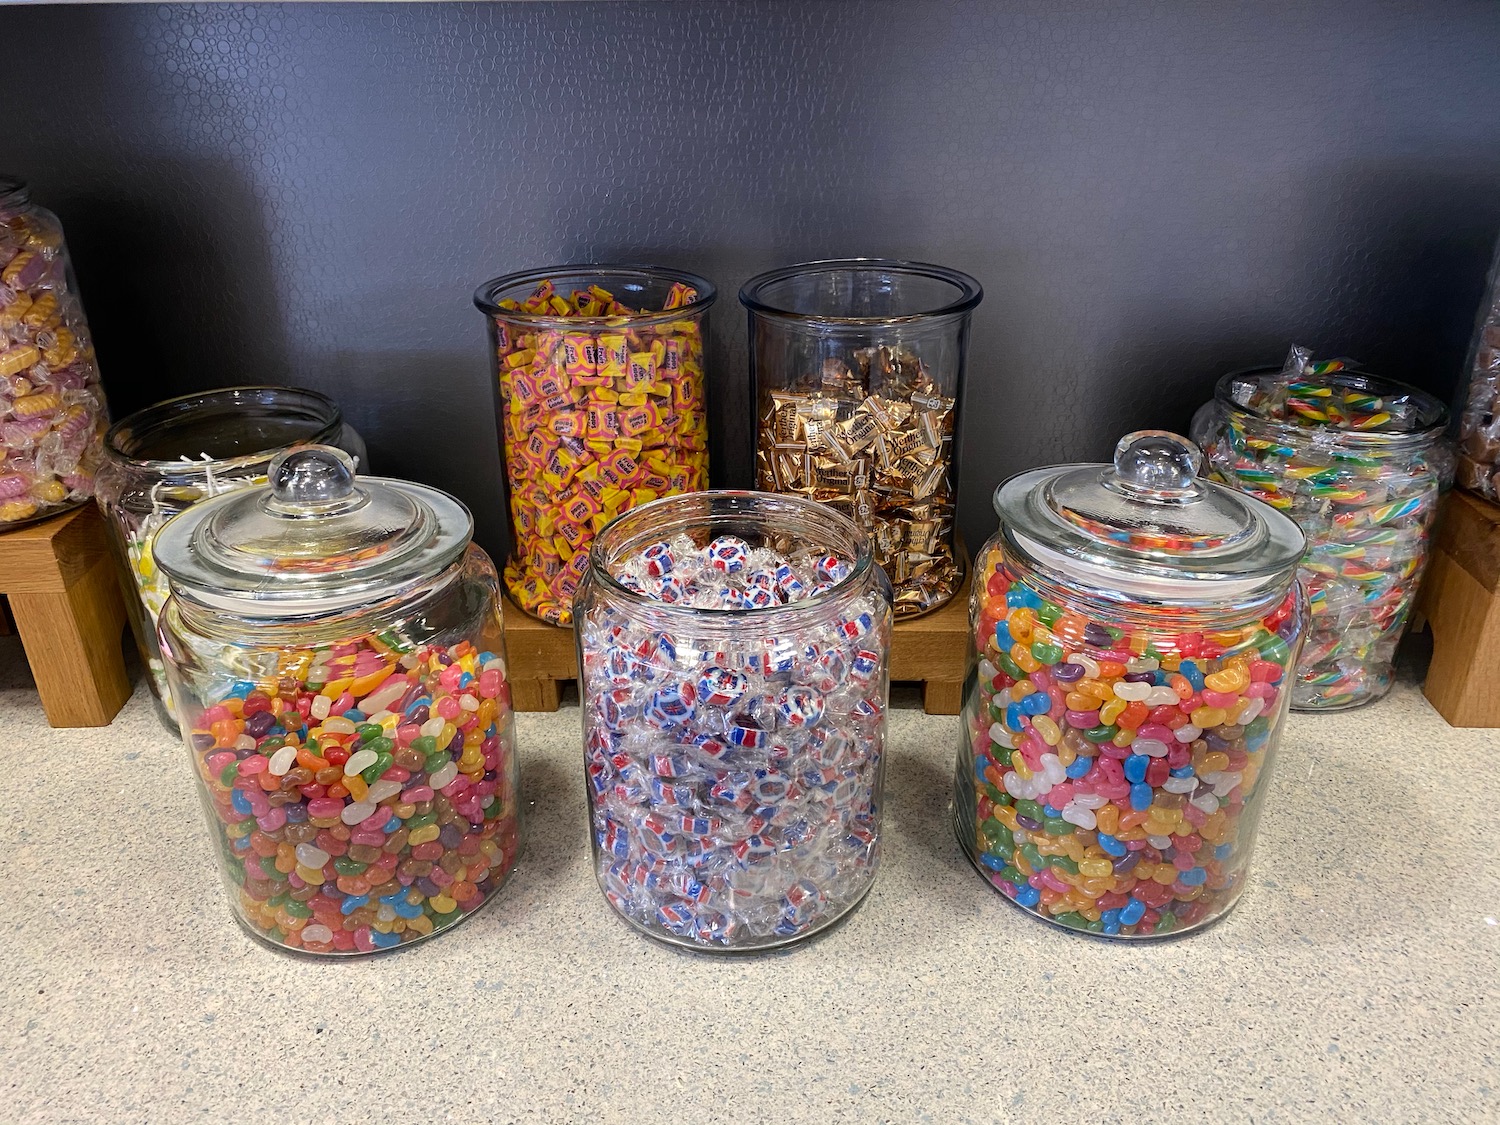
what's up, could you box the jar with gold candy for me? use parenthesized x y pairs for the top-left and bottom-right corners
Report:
(741, 259), (981, 617)
(474, 265), (714, 626)
(0, 175), (108, 526)
(955, 431), (1306, 938)
(154, 446), (521, 955)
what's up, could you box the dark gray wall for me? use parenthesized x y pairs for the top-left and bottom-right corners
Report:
(4, 0), (1499, 557)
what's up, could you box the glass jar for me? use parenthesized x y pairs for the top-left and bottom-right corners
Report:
(1456, 244), (1500, 498)
(474, 265), (714, 626)
(576, 490), (893, 949)
(95, 386), (367, 728)
(1191, 360), (1449, 710)
(741, 259), (982, 618)
(0, 175), (108, 526)
(154, 446), (521, 955)
(955, 431), (1306, 939)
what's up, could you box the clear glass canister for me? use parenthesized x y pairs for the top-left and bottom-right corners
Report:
(742, 259), (982, 618)
(1191, 353), (1450, 710)
(474, 265), (714, 626)
(956, 431), (1306, 939)
(576, 490), (893, 949)
(153, 446), (521, 955)
(0, 175), (108, 525)
(95, 386), (367, 727)
(1456, 244), (1500, 498)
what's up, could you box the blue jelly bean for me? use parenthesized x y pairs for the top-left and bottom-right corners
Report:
(994, 621), (1013, 650)
(267, 724), (287, 738)
(285, 804), (308, 824)
(384, 817), (402, 833)
(341, 894), (370, 915)
(343, 708), (367, 722)
(1178, 867), (1208, 886)
(1016, 884), (1042, 909)
(1170, 765), (1195, 778)
(458, 672), (473, 689)
(1215, 844), (1232, 861)
(1180, 661), (1205, 691)
(405, 696), (432, 717)
(1097, 833), (1127, 857)
(980, 853), (1006, 871)
(369, 929), (401, 949)
(1129, 783), (1152, 811)
(1102, 908), (1122, 929)
(974, 755), (991, 782)
(1124, 755), (1148, 784)
(232, 835), (252, 852)
(1064, 755), (1093, 779)
(230, 789), (252, 815)
(1021, 692), (1050, 716)
(1119, 898), (1146, 926)
(229, 680), (255, 699)
(1006, 703), (1026, 732)
(1042, 805), (1061, 818)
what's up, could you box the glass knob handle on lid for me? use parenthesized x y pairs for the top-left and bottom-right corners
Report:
(1107, 430), (1204, 501)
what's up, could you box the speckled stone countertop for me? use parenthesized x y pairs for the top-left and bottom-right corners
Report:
(1, 635), (1495, 1124)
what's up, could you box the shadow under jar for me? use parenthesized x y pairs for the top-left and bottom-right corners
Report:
(576, 490), (893, 950)
(95, 386), (366, 729)
(1191, 365), (1450, 710)
(474, 265), (715, 626)
(0, 175), (109, 526)
(956, 431), (1306, 939)
(742, 258), (982, 618)
(154, 447), (521, 955)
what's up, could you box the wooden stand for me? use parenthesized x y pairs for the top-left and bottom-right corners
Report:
(1415, 488), (1500, 727)
(502, 564), (972, 717)
(0, 504), (132, 727)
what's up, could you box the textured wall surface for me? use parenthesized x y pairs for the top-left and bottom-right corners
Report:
(3, 1), (1499, 556)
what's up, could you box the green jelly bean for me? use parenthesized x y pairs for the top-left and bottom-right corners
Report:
(1032, 641), (1064, 665)
(357, 723), (383, 742)
(995, 653), (1025, 680)
(1042, 816), (1073, 836)
(284, 899), (313, 919)
(430, 907), (463, 928)
(999, 865), (1026, 886)
(227, 857), (245, 886)
(1015, 799), (1043, 823)
(424, 751), (449, 773)
(1259, 636), (1290, 664)
(1019, 843), (1044, 871)
(984, 784), (1010, 805)
(1049, 855), (1079, 875)
(260, 736), (286, 753)
(1055, 911), (1088, 929)
(981, 819), (1011, 849)
(362, 751), (394, 784)
(1036, 602), (1062, 627)
(219, 762), (240, 785)
(333, 856), (367, 876)
(406, 813), (437, 830)
(367, 736), (394, 756)
(1083, 724), (1118, 744)
(1246, 715), (1270, 738)
(267, 891), (290, 908)
(259, 856), (282, 878)
(484, 800), (504, 820)
(410, 735), (437, 756)
(1083, 918), (1106, 934)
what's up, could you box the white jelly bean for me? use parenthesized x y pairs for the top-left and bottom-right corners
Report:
(1113, 680), (1153, 701)
(989, 722), (1015, 750)
(366, 779), (402, 803)
(1191, 792), (1220, 814)
(301, 924), (334, 944)
(376, 904), (396, 923)
(1126, 657), (1160, 673)
(234, 735), (256, 752)
(1162, 775), (1197, 794)
(267, 745), (298, 776)
(343, 749), (377, 776)
(295, 844), (330, 869)
(429, 761), (459, 790)
(361, 680), (408, 714)
(1070, 655), (1101, 678)
(1239, 697), (1265, 724)
(1147, 834), (1173, 849)
(1061, 804), (1097, 830)
(1072, 792), (1107, 810)
(310, 695), (332, 720)
(1213, 772), (1242, 798)
(1146, 686), (1181, 707)
(1135, 738), (1170, 758)
(978, 658), (998, 683)
(1173, 723), (1202, 743)
(1040, 753), (1065, 785)
(421, 716), (446, 739)
(341, 800), (377, 825)
(460, 695), (480, 712)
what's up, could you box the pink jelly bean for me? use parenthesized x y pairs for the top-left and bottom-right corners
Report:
(1137, 723), (1175, 743)
(350, 828), (384, 847)
(396, 722), (421, 745)
(306, 797), (343, 819)
(1048, 782), (1075, 809)
(353, 927), (376, 953)
(1065, 709), (1099, 729)
(1202, 689), (1238, 709)
(331, 692), (355, 715)
(245, 791), (269, 817)
(238, 755), (268, 776)
(443, 775), (472, 798)
(1029, 668), (1053, 692)
(256, 807), (287, 832)
(429, 867), (455, 888)
(1249, 660), (1282, 683)
(1098, 742), (1131, 760)
(435, 696), (461, 722)
(479, 669), (502, 699)
(382, 766), (411, 784)
(1033, 867), (1070, 893)
(401, 785), (435, 803)
(361, 806), (393, 831)
(201, 705), (233, 724)
(206, 750), (237, 773)
(1167, 743), (1191, 768)
(1182, 803), (1208, 827)
(1047, 686), (1066, 715)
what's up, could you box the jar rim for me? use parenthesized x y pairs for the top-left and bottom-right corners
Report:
(0, 174), (28, 206)
(738, 258), (983, 325)
(104, 385), (347, 471)
(587, 489), (880, 620)
(1213, 365), (1449, 447)
(473, 263), (717, 327)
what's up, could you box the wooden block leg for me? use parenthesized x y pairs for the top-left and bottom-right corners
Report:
(921, 679), (965, 716)
(8, 556), (131, 727)
(511, 678), (563, 713)
(1419, 549), (1500, 727)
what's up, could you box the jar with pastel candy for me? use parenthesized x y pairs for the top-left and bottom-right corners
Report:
(154, 446), (521, 955)
(1191, 347), (1450, 710)
(95, 386), (367, 730)
(474, 265), (714, 626)
(956, 431), (1306, 939)
(576, 490), (893, 950)
(0, 175), (109, 526)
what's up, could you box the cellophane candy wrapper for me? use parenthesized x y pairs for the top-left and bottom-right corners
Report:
(1191, 346), (1452, 710)
(1457, 245), (1500, 498)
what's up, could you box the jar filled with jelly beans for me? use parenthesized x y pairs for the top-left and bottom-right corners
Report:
(154, 446), (520, 955)
(0, 175), (109, 526)
(956, 431), (1306, 939)
(474, 265), (714, 626)
(577, 490), (893, 950)
(1191, 349), (1450, 710)
(743, 259), (981, 618)
(95, 386), (367, 729)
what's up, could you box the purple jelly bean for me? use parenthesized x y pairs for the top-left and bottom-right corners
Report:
(1112, 852), (1141, 875)
(1083, 623), (1113, 648)
(1123, 671), (1155, 684)
(1052, 662), (1085, 683)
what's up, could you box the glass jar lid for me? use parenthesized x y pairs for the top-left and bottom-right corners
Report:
(154, 445), (471, 615)
(996, 430), (1305, 594)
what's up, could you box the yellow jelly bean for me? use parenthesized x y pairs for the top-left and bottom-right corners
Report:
(1079, 857), (1112, 878)
(994, 805), (1020, 831)
(1095, 805), (1119, 835)
(1010, 682), (1034, 702)
(1204, 667), (1249, 693)
(1065, 691), (1095, 711)
(1112, 728), (1135, 748)
(1008, 608), (1036, 642)
(1099, 698), (1127, 725)
(1202, 751), (1230, 774)
(1011, 643), (1041, 674)
(1153, 865), (1179, 886)
(1032, 715), (1062, 746)
(1056, 739), (1076, 768)
(429, 894), (458, 914)
(344, 774), (369, 802)
(1010, 751), (1033, 780)
(406, 914), (434, 936)
(408, 824), (441, 846)
(295, 863), (326, 886)
(1191, 706), (1227, 728)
